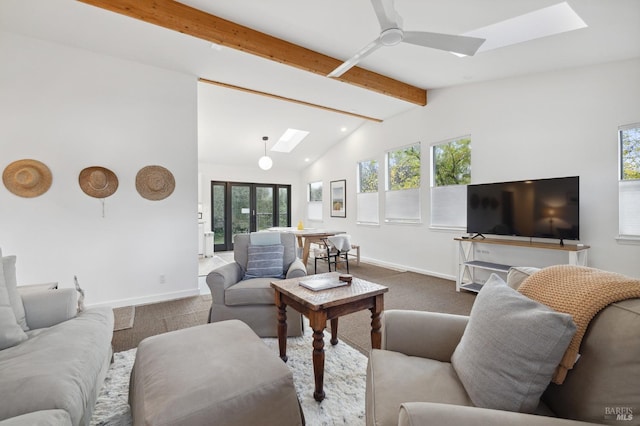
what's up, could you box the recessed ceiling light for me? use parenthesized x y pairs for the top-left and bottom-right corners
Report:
(340, 127), (348, 132)
(304, 158), (310, 162)
(452, 2), (587, 56)
(271, 128), (310, 153)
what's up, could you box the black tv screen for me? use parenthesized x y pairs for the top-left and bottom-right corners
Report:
(466, 176), (579, 241)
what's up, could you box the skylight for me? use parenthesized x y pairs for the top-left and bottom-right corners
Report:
(271, 128), (310, 153)
(454, 2), (587, 56)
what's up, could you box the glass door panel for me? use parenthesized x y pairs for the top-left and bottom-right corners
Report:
(278, 186), (290, 227)
(231, 185), (251, 241)
(212, 183), (226, 251)
(256, 186), (274, 231)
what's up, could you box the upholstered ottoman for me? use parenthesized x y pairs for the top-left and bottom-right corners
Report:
(129, 320), (303, 426)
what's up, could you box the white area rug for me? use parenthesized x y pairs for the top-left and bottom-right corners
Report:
(91, 323), (367, 425)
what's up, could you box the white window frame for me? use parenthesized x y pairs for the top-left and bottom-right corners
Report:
(307, 181), (323, 222)
(430, 136), (471, 230)
(385, 142), (421, 224)
(356, 158), (379, 225)
(618, 123), (640, 240)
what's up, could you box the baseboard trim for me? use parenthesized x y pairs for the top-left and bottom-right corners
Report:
(88, 259), (456, 309)
(360, 257), (456, 282)
(88, 288), (202, 309)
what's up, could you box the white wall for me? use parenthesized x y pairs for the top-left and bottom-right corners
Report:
(301, 58), (640, 279)
(0, 32), (199, 307)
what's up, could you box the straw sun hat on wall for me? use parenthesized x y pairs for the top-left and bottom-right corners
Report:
(2, 159), (52, 198)
(135, 165), (175, 201)
(78, 166), (119, 198)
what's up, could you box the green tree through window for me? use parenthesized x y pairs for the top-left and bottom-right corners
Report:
(212, 184), (225, 244)
(388, 144), (420, 190)
(357, 159), (380, 224)
(278, 187), (289, 226)
(430, 137), (471, 228)
(358, 160), (378, 193)
(307, 181), (323, 221)
(621, 126), (640, 180)
(433, 137), (471, 186)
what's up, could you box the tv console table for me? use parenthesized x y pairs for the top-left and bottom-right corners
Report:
(454, 237), (590, 293)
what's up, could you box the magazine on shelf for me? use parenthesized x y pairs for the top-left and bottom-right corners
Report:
(299, 277), (349, 291)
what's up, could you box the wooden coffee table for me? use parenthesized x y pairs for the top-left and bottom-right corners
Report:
(271, 272), (388, 401)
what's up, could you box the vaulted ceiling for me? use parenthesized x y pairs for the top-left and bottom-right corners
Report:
(1, 0), (639, 170)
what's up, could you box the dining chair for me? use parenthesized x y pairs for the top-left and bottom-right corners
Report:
(314, 234), (352, 274)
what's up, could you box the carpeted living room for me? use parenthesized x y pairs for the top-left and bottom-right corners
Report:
(95, 256), (476, 425)
(92, 247), (640, 426)
(2, 1), (640, 425)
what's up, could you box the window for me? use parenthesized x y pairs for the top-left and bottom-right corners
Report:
(308, 181), (323, 221)
(619, 123), (640, 238)
(385, 143), (421, 223)
(431, 136), (471, 228)
(357, 159), (379, 224)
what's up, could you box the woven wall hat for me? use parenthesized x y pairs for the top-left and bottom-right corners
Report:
(79, 166), (119, 198)
(2, 159), (52, 198)
(135, 165), (175, 201)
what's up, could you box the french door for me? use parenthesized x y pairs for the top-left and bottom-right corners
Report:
(211, 181), (291, 251)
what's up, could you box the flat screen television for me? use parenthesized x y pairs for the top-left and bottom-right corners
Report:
(466, 176), (580, 242)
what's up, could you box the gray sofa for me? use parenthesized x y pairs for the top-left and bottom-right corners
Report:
(0, 410), (73, 426)
(0, 253), (114, 425)
(366, 266), (640, 426)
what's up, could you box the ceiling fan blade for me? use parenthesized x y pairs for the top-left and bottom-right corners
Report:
(327, 39), (384, 78)
(370, 0), (402, 30)
(403, 31), (485, 56)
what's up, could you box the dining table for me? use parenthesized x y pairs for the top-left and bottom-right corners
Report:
(267, 227), (345, 265)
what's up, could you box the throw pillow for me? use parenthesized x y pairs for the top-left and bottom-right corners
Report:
(506, 266), (540, 290)
(0, 257), (28, 349)
(451, 274), (577, 413)
(244, 244), (285, 279)
(249, 232), (281, 246)
(2, 255), (28, 331)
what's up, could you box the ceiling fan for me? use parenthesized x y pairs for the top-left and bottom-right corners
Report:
(327, 0), (486, 78)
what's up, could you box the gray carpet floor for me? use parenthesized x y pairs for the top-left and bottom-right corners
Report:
(112, 260), (476, 354)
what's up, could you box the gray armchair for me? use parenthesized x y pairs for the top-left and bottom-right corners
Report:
(366, 267), (640, 426)
(206, 232), (305, 337)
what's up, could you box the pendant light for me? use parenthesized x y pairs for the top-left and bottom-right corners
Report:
(258, 136), (273, 170)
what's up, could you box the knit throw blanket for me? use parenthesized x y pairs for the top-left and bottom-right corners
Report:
(518, 265), (640, 384)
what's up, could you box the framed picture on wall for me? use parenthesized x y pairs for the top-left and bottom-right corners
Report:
(330, 179), (346, 218)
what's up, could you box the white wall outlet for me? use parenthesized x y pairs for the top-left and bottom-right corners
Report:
(159, 274), (166, 284)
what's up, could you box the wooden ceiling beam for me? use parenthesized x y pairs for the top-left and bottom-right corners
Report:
(77, 0), (427, 106)
(199, 78), (384, 122)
